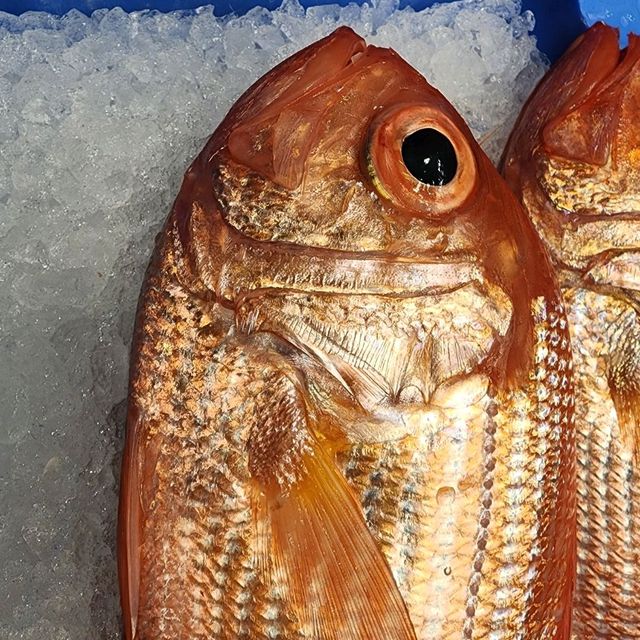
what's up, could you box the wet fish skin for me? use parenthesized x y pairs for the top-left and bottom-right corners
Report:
(502, 22), (640, 639)
(119, 27), (576, 640)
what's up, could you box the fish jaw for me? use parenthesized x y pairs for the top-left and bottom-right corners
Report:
(502, 22), (640, 272)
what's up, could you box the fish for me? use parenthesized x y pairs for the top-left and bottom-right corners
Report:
(501, 21), (640, 639)
(118, 26), (576, 640)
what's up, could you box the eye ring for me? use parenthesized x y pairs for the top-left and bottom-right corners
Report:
(366, 103), (477, 217)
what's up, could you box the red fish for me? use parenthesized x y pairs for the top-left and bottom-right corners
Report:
(119, 27), (575, 639)
(502, 21), (640, 639)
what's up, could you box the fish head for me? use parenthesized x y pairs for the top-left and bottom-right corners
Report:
(174, 27), (562, 383)
(502, 22), (640, 290)
(221, 25), (481, 236)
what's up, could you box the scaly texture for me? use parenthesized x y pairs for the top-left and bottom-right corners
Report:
(566, 288), (640, 639)
(125, 256), (305, 639)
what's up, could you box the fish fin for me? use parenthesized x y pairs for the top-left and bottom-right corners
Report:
(249, 374), (416, 640)
(119, 401), (166, 640)
(608, 313), (640, 462)
(118, 406), (142, 640)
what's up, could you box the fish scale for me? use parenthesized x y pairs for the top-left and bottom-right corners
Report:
(566, 288), (640, 639)
(125, 266), (280, 638)
(336, 315), (573, 639)
(133, 278), (305, 638)
(469, 300), (574, 640)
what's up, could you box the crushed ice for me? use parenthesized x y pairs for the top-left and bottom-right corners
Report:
(0, 0), (546, 637)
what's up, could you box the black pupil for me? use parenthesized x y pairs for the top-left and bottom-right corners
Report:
(401, 128), (458, 186)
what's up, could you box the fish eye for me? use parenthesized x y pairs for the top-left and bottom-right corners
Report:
(366, 103), (477, 217)
(401, 128), (458, 186)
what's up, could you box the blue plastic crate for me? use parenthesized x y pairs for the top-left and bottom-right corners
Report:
(0, 0), (616, 64)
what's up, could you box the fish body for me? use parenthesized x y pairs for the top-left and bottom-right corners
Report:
(502, 22), (640, 639)
(119, 27), (575, 640)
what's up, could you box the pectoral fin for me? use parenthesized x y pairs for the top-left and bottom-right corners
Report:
(249, 374), (416, 640)
(118, 405), (164, 640)
(118, 406), (142, 640)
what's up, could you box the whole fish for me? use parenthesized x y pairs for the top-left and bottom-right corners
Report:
(119, 27), (575, 640)
(502, 22), (640, 639)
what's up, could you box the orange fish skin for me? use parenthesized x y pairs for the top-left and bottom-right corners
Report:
(502, 22), (640, 639)
(119, 27), (576, 640)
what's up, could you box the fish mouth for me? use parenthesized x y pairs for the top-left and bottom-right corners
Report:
(223, 25), (432, 193)
(213, 224), (482, 301)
